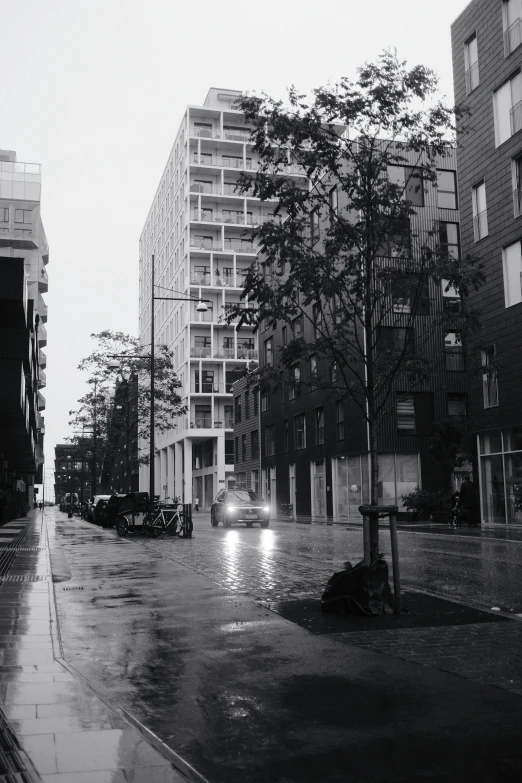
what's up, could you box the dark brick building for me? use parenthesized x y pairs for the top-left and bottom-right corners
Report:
(259, 148), (468, 522)
(452, 0), (522, 523)
(231, 372), (261, 497)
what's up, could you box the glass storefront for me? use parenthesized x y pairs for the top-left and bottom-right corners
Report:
(333, 453), (418, 521)
(479, 429), (522, 524)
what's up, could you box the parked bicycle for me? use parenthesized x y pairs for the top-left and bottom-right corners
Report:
(117, 497), (193, 539)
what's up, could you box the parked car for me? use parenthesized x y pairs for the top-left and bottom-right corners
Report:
(88, 495), (112, 524)
(211, 489), (270, 528)
(99, 494), (127, 528)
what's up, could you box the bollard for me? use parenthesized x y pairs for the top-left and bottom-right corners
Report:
(389, 511), (401, 615)
(362, 512), (371, 566)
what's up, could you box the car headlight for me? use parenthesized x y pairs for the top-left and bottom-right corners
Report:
(226, 505), (237, 512)
(263, 506), (270, 513)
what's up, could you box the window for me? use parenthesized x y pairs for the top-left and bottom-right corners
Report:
(388, 166), (424, 206)
(482, 346), (499, 408)
(264, 337), (273, 367)
(503, 0), (522, 56)
(265, 425), (275, 457)
(493, 72), (522, 146)
(234, 437), (239, 462)
(292, 316), (303, 339)
(329, 186), (338, 217)
(445, 331), (465, 371)
(242, 434), (247, 462)
(261, 390), (270, 411)
(336, 402), (345, 440)
(472, 181), (488, 240)
(310, 209), (320, 243)
(310, 354), (318, 389)
(234, 396), (242, 424)
(14, 209), (32, 224)
(378, 327), (414, 356)
(289, 365), (300, 400)
(513, 155), (522, 217)
(464, 34), (479, 93)
(244, 389), (249, 419)
(331, 361), (339, 383)
(284, 419), (289, 452)
(253, 387), (259, 416)
(251, 430), (259, 460)
(397, 397), (416, 432)
(294, 413), (306, 449)
(282, 326), (288, 345)
(315, 407), (325, 445)
(224, 405), (234, 428)
(436, 170), (457, 209)
(447, 394), (467, 420)
(441, 280), (462, 313)
(312, 302), (323, 339)
(439, 222), (460, 258)
(0, 208), (8, 222)
(503, 240), (522, 306)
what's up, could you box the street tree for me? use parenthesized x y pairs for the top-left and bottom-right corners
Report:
(227, 51), (484, 562)
(68, 331), (186, 493)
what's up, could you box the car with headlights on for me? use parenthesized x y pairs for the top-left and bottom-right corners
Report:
(211, 489), (270, 527)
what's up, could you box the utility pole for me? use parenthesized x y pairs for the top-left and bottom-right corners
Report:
(149, 256), (155, 514)
(91, 377), (97, 500)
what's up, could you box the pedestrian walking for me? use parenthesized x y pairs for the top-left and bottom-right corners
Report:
(38, 501), (43, 510)
(194, 496), (199, 512)
(459, 474), (480, 526)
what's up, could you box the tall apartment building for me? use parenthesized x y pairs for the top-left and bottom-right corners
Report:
(452, 0), (522, 524)
(0, 150), (48, 518)
(259, 147), (463, 522)
(138, 89), (301, 508)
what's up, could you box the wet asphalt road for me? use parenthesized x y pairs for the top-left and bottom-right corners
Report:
(47, 511), (522, 782)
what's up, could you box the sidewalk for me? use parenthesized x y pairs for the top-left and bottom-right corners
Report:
(0, 511), (206, 783)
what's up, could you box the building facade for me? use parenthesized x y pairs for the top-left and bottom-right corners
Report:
(138, 89), (303, 509)
(452, 0), (522, 523)
(0, 150), (48, 520)
(259, 147), (465, 522)
(231, 373), (261, 496)
(54, 445), (89, 505)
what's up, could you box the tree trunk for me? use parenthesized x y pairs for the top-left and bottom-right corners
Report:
(368, 417), (380, 562)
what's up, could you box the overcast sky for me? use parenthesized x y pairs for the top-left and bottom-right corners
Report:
(0, 0), (471, 496)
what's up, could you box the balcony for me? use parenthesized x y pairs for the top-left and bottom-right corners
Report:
(38, 322), (47, 347)
(37, 391), (46, 411)
(190, 127), (253, 142)
(190, 273), (247, 288)
(38, 266), (49, 293)
(190, 238), (221, 251)
(237, 348), (258, 360)
(515, 188), (522, 219)
(191, 210), (246, 225)
(38, 369), (46, 389)
(224, 238), (256, 253)
(473, 210), (488, 242)
(504, 18), (522, 57)
(189, 418), (212, 429)
(190, 274), (211, 286)
(213, 348), (258, 360)
(511, 99), (522, 136)
(192, 154), (259, 170)
(190, 346), (212, 358)
(0, 226), (37, 250)
(39, 349), (46, 369)
(465, 62), (479, 94)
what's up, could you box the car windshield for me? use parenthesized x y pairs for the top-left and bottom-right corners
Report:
(227, 491), (257, 503)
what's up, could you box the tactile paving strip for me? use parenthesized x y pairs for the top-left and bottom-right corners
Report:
(0, 548), (46, 552)
(0, 575), (47, 582)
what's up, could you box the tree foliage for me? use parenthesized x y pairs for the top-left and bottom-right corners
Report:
(68, 332), (186, 487)
(226, 51), (484, 560)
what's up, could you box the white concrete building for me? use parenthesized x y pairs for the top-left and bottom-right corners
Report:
(139, 89), (276, 508)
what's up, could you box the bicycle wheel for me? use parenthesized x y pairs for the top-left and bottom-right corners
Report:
(117, 516), (129, 537)
(165, 513), (179, 536)
(146, 513), (163, 537)
(181, 514), (193, 539)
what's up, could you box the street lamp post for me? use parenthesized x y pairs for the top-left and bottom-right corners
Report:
(109, 254), (209, 515)
(66, 455), (74, 518)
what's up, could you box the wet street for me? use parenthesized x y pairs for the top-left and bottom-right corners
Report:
(40, 508), (522, 782)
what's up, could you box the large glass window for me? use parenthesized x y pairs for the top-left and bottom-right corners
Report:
(315, 407), (325, 445)
(294, 413), (306, 449)
(472, 181), (488, 240)
(493, 72), (522, 146)
(312, 461), (326, 518)
(436, 170), (457, 209)
(502, 240), (522, 306)
(482, 346), (499, 408)
(503, 0), (522, 56)
(465, 34), (479, 93)
(439, 222), (460, 258)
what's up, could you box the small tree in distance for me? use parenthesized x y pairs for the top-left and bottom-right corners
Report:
(68, 331), (186, 493)
(227, 51), (484, 563)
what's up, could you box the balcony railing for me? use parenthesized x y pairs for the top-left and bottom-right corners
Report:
(191, 383), (230, 394)
(190, 127), (253, 142)
(191, 211), (246, 225)
(190, 346), (212, 358)
(190, 238), (221, 251)
(465, 61), (479, 93)
(224, 238), (256, 253)
(39, 350), (47, 368)
(190, 273), (247, 288)
(237, 348), (258, 360)
(504, 18), (522, 57)
(511, 99), (522, 135)
(214, 348), (236, 359)
(211, 348), (258, 360)
(190, 418), (212, 429)
(190, 306), (214, 322)
(192, 154), (260, 170)
(38, 370), (46, 389)
(473, 210), (488, 241)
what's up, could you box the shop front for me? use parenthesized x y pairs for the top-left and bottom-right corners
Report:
(478, 429), (522, 524)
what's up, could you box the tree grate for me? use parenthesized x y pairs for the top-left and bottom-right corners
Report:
(0, 575), (47, 582)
